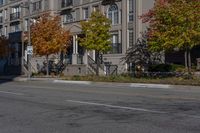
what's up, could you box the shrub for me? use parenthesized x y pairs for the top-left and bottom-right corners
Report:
(148, 64), (175, 72)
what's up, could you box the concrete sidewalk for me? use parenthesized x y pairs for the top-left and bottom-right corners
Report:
(0, 76), (27, 81)
(0, 76), (59, 82)
(0, 76), (199, 89)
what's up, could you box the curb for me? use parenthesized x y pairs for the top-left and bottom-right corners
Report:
(53, 80), (172, 89)
(13, 78), (28, 82)
(29, 78), (58, 81)
(1, 77), (199, 89)
(130, 83), (172, 89)
(53, 80), (92, 85)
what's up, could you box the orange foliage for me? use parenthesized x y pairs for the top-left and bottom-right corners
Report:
(31, 13), (70, 56)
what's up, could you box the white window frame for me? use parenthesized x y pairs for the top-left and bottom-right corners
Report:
(108, 4), (119, 25)
(83, 7), (89, 20)
(128, 0), (134, 22)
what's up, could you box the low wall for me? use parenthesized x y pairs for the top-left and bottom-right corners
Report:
(63, 65), (87, 76)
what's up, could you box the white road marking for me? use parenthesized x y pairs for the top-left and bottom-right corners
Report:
(0, 91), (24, 96)
(66, 100), (200, 119)
(66, 100), (166, 114)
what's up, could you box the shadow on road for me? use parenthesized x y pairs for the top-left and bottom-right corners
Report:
(0, 64), (24, 85)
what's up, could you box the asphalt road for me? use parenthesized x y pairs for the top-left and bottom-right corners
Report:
(0, 80), (200, 133)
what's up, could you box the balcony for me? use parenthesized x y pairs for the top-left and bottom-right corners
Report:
(0, 16), (3, 23)
(10, 12), (20, 21)
(61, 0), (73, 9)
(102, 0), (122, 5)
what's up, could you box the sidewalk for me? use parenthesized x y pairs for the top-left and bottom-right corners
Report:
(0, 76), (199, 89)
(0, 75), (59, 82)
(0, 75), (27, 81)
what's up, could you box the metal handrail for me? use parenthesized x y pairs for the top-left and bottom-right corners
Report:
(88, 55), (97, 74)
(88, 55), (118, 75)
(23, 58), (37, 73)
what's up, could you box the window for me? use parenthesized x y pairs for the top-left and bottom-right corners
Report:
(0, 0), (4, 5)
(83, 7), (89, 20)
(108, 34), (122, 54)
(4, 9), (7, 20)
(24, 19), (28, 31)
(0, 27), (3, 35)
(10, 6), (20, 20)
(92, 5), (99, 12)
(61, 0), (73, 8)
(11, 6), (20, 14)
(128, 29), (134, 47)
(128, 0), (134, 21)
(63, 13), (73, 23)
(108, 4), (119, 25)
(0, 11), (3, 23)
(10, 24), (20, 32)
(44, 0), (49, 10)
(32, 1), (42, 11)
(4, 26), (7, 36)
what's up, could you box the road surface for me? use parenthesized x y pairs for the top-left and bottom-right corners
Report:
(0, 80), (200, 133)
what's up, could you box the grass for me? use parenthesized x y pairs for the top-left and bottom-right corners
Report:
(61, 75), (200, 86)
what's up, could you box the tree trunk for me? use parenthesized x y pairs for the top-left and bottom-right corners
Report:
(46, 55), (49, 76)
(96, 51), (99, 76)
(184, 50), (188, 70)
(188, 50), (191, 74)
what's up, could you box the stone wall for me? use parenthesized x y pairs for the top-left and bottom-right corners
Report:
(63, 65), (87, 76)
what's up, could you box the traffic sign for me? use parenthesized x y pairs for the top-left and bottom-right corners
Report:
(27, 46), (33, 55)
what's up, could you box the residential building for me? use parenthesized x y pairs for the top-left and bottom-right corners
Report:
(0, 0), (154, 75)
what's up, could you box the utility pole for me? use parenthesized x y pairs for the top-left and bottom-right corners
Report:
(27, 0), (32, 79)
(21, 0), (32, 78)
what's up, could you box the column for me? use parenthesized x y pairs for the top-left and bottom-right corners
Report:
(83, 49), (88, 65)
(72, 35), (78, 64)
(119, 30), (122, 53)
(75, 35), (78, 54)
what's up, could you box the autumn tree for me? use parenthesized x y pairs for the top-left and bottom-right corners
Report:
(31, 13), (70, 76)
(142, 0), (200, 73)
(0, 36), (9, 59)
(78, 10), (111, 76)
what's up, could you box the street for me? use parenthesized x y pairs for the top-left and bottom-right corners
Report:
(0, 80), (200, 133)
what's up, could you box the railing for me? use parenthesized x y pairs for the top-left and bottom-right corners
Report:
(23, 58), (28, 70)
(61, 0), (73, 8)
(23, 58), (37, 74)
(106, 65), (118, 75)
(88, 55), (97, 74)
(102, 0), (122, 5)
(88, 54), (118, 76)
(10, 12), (20, 21)
(39, 59), (67, 75)
(96, 54), (105, 70)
